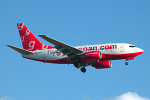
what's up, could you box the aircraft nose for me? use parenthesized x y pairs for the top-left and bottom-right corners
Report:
(137, 48), (144, 53)
(141, 49), (144, 53)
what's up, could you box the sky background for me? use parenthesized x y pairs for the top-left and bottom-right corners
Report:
(0, 0), (150, 100)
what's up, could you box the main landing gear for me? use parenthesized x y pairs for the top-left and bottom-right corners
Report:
(80, 67), (86, 73)
(74, 59), (88, 73)
(74, 61), (87, 73)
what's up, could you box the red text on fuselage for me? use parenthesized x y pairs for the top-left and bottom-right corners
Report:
(78, 45), (117, 51)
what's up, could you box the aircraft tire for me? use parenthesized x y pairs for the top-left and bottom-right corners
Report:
(81, 67), (86, 73)
(125, 61), (128, 65)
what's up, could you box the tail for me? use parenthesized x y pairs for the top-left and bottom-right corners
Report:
(17, 23), (54, 51)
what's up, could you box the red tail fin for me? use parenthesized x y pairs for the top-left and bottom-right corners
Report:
(17, 23), (54, 51)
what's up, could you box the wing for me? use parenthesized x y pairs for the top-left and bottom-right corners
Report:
(38, 35), (84, 59)
(7, 45), (33, 55)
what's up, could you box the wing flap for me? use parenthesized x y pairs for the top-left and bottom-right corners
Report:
(7, 45), (33, 55)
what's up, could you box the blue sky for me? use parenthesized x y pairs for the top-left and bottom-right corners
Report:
(0, 0), (150, 100)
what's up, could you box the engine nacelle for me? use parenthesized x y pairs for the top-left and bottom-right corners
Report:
(92, 60), (112, 69)
(80, 51), (110, 63)
(80, 51), (101, 63)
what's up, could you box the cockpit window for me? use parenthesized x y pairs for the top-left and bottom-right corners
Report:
(129, 45), (136, 48)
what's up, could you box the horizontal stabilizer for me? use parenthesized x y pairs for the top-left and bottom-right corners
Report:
(7, 45), (33, 55)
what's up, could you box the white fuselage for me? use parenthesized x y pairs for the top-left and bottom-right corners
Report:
(23, 43), (143, 63)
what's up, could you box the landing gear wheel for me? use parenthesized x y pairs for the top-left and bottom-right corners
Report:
(125, 61), (128, 65)
(81, 67), (86, 73)
(74, 62), (78, 68)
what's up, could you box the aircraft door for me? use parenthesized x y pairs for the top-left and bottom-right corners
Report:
(120, 44), (124, 52)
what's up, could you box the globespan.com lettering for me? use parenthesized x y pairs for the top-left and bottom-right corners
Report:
(78, 45), (117, 51)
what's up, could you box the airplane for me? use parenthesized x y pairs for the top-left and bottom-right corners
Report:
(7, 23), (144, 73)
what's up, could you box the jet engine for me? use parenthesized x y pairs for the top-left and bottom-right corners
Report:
(92, 60), (112, 69)
(83, 51), (100, 60)
(80, 51), (108, 62)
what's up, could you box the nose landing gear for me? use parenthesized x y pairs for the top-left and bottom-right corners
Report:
(125, 61), (128, 65)
(125, 57), (134, 65)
